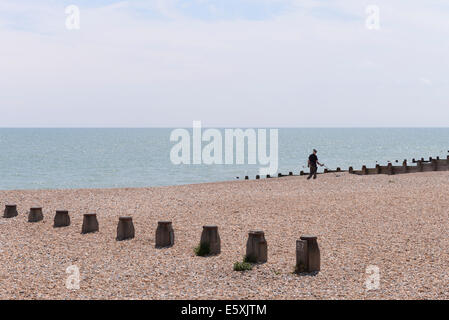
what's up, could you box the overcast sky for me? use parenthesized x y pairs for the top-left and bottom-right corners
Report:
(1, 0), (448, 127)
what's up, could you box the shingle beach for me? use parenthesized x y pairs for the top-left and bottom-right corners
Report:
(0, 172), (448, 299)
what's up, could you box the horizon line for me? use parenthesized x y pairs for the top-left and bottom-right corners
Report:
(0, 126), (449, 129)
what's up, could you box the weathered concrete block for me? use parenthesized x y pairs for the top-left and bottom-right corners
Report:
(266, 174), (271, 178)
(28, 207), (43, 222)
(324, 168), (328, 173)
(116, 216), (135, 241)
(200, 225), (221, 255)
(255, 175), (260, 179)
(156, 221), (174, 248)
(289, 171), (293, 176)
(348, 167), (353, 174)
(53, 210), (70, 228)
(4, 204), (18, 218)
(299, 235), (320, 272)
(245, 176), (249, 180)
(245, 230), (267, 263)
(81, 213), (99, 234)
(300, 171), (304, 176)
(336, 167), (341, 172)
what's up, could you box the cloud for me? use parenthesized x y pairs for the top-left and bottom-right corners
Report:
(0, 0), (448, 127)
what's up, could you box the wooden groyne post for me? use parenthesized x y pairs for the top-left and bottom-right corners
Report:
(245, 230), (267, 263)
(387, 163), (394, 175)
(431, 159), (438, 171)
(361, 165), (367, 175)
(116, 216), (135, 241)
(81, 213), (99, 234)
(200, 225), (221, 255)
(3, 204), (18, 218)
(28, 207), (43, 223)
(53, 210), (70, 228)
(296, 235), (320, 273)
(155, 221), (174, 248)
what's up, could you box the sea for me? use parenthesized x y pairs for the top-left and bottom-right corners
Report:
(0, 128), (448, 190)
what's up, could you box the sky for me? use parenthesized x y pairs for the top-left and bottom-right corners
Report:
(0, 0), (448, 127)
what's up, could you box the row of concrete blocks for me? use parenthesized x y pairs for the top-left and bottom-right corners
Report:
(2, 205), (320, 273)
(350, 156), (449, 176)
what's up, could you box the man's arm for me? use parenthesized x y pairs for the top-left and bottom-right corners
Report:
(317, 161), (324, 167)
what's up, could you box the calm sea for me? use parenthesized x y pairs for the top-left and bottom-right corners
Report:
(0, 128), (448, 190)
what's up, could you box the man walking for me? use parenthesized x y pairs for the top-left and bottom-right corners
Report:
(307, 149), (324, 180)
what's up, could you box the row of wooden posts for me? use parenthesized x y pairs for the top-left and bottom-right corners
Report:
(239, 155), (449, 179)
(241, 169), (344, 180)
(2, 204), (320, 273)
(350, 156), (449, 176)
